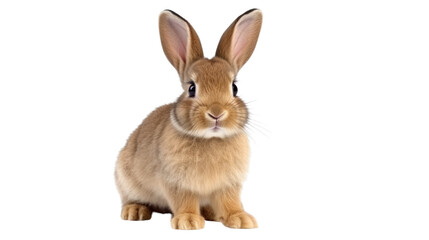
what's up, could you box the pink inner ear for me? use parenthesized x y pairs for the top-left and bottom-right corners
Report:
(232, 17), (253, 61)
(168, 18), (188, 63)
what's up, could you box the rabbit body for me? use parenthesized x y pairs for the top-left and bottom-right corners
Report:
(115, 103), (249, 208)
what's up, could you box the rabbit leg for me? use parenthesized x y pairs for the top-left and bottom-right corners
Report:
(165, 189), (205, 230)
(211, 187), (258, 229)
(121, 203), (152, 221)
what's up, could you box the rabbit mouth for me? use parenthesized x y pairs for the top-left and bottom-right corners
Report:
(170, 109), (241, 138)
(212, 119), (221, 130)
(204, 126), (241, 139)
(212, 126), (221, 132)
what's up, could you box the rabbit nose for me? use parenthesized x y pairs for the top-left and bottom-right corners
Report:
(208, 113), (224, 120)
(207, 104), (226, 120)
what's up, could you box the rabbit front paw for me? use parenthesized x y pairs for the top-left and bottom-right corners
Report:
(171, 213), (205, 230)
(121, 203), (152, 221)
(223, 212), (258, 229)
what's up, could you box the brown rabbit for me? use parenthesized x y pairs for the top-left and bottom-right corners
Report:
(115, 9), (262, 230)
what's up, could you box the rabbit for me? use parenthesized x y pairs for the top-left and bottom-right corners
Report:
(115, 8), (262, 230)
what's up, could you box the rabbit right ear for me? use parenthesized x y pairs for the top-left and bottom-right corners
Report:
(159, 10), (204, 78)
(216, 9), (262, 73)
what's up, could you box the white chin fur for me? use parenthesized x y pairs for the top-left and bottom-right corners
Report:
(170, 110), (240, 139)
(192, 128), (240, 139)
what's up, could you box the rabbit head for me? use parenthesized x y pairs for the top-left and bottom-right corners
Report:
(159, 9), (262, 138)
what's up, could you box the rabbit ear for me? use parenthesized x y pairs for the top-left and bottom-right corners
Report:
(216, 9), (262, 72)
(159, 10), (204, 78)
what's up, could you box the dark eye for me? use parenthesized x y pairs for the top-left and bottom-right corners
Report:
(188, 82), (196, 98)
(232, 83), (238, 97)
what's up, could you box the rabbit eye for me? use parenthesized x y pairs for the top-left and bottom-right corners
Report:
(188, 82), (196, 98)
(232, 83), (238, 97)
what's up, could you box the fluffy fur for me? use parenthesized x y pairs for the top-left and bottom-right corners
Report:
(115, 9), (262, 230)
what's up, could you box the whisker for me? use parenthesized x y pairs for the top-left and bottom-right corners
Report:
(245, 127), (257, 143)
(247, 117), (270, 133)
(243, 99), (258, 105)
(245, 123), (269, 139)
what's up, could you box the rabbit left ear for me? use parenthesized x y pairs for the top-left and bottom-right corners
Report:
(159, 10), (204, 79)
(216, 9), (262, 73)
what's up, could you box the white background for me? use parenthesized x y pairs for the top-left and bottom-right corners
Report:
(1, 0), (428, 239)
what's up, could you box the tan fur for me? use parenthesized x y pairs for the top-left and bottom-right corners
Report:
(115, 9), (262, 230)
(121, 203), (152, 221)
